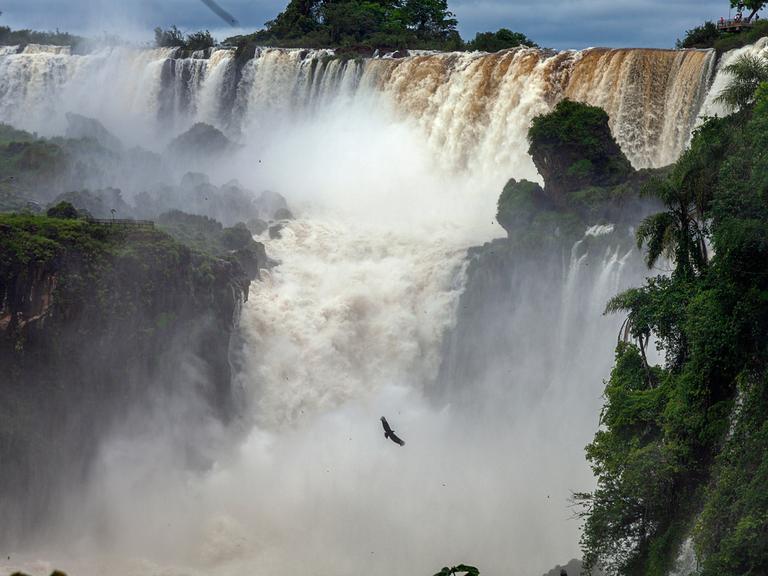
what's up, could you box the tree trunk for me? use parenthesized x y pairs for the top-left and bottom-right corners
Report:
(638, 333), (655, 389)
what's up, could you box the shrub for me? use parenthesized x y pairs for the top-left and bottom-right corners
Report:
(466, 28), (538, 52)
(46, 201), (79, 220)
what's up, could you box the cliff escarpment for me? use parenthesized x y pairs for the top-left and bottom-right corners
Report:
(0, 211), (264, 542)
(436, 101), (661, 573)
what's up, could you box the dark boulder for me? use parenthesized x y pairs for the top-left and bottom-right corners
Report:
(166, 123), (235, 163)
(65, 113), (123, 152)
(528, 99), (633, 207)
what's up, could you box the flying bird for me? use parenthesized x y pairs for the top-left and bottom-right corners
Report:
(380, 416), (405, 446)
(198, 0), (239, 27)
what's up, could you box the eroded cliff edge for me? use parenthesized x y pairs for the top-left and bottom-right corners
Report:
(0, 210), (268, 541)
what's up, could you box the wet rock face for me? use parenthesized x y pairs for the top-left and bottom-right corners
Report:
(65, 113), (123, 152)
(496, 100), (663, 239)
(0, 216), (256, 543)
(528, 99), (633, 206)
(165, 122), (235, 162)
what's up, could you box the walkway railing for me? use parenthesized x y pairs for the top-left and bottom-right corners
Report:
(717, 18), (755, 31)
(88, 218), (155, 228)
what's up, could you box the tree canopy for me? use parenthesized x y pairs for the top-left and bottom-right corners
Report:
(251, 0), (460, 49)
(154, 26), (216, 51)
(0, 26), (83, 48)
(731, 0), (766, 21)
(466, 29), (538, 51)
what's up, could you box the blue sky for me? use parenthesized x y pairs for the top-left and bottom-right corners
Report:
(0, 0), (741, 50)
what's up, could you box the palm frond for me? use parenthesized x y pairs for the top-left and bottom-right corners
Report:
(636, 212), (676, 269)
(714, 53), (768, 111)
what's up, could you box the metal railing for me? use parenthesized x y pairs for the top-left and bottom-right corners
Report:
(88, 218), (155, 228)
(717, 18), (755, 30)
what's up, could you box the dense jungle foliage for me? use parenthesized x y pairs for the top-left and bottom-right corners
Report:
(222, 0), (536, 52)
(575, 72), (768, 575)
(227, 0), (462, 51)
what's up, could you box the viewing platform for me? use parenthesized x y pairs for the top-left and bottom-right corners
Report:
(717, 18), (756, 33)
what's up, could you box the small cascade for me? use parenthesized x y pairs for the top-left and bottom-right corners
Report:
(670, 536), (700, 576)
(698, 36), (768, 120)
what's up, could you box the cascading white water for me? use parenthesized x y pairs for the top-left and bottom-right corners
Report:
(698, 36), (768, 120)
(0, 44), (716, 168)
(237, 220), (468, 429)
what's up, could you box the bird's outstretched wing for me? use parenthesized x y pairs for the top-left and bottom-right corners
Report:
(380, 416), (392, 434)
(198, 0), (239, 27)
(389, 432), (405, 446)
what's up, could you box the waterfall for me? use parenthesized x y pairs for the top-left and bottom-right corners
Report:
(0, 44), (716, 170)
(698, 36), (768, 120)
(236, 220), (468, 428)
(2, 38), (758, 576)
(670, 536), (699, 576)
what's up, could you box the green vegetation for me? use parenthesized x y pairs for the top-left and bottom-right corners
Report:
(466, 29), (538, 52)
(224, 0), (534, 52)
(0, 210), (258, 533)
(715, 53), (768, 111)
(0, 123), (74, 208)
(677, 19), (768, 52)
(715, 19), (768, 52)
(731, 0), (766, 22)
(528, 100), (633, 201)
(433, 565), (480, 576)
(0, 26), (83, 48)
(676, 21), (720, 49)
(226, 0), (461, 51)
(575, 71), (768, 576)
(496, 99), (644, 243)
(157, 210), (270, 282)
(495, 100), (657, 249)
(154, 26), (216, 51)
(46, 200), (80, 219)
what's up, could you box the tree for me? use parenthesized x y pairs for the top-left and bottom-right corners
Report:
(714, 53), (768, 112)
(154, 26), (185, 47)
(251, 0), (461, 48)
(46, 201), (79, 220)
(401, 0), (457, 36)
(221, 223), (254, 250)
(264, 0), (322, 38)
(186, 30), (216, 51)
(433, 565), (480, 576)
(731, 0), (766, 22)
(321, 0), (389, 44)
(636, 175), (709, 278)
(676, 21), (719, 49)
(467, 28), (538, 52)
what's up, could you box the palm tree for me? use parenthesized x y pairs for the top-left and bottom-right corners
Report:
(714, 53), (768, 112)
(636, 176), (709, 278)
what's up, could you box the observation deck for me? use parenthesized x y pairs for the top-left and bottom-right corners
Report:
(717, 18), (755, 33)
